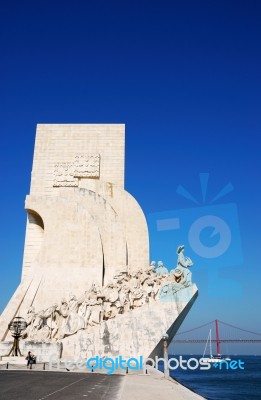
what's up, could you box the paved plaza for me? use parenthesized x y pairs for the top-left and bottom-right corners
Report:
(0, 371), (124, 400)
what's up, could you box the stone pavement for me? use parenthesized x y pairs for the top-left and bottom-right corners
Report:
(0, 366), (205, 399)
(120, 367), (205, 400)
(0, 370), (124, 400)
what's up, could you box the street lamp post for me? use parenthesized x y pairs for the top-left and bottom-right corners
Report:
(162, 333), (169, 378)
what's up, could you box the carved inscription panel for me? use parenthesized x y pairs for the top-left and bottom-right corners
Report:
(53, 154), (100, 187)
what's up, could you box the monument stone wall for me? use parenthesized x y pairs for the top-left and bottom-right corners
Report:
(0, 124), (198, 362)
(0, 124), (149, 341)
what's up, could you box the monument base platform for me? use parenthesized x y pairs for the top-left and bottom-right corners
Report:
(0, 285), (198, 363)
(0, 356), (26, 365)
(0, 341), (62, 362)
(59, 284), (198, 361)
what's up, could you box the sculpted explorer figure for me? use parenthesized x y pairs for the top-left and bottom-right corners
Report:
(60, 293), (85, 338)
(22, 306), (36, 339)
(84, 284), (103, 326)
(140, 265), (157, 301)
(155, 261), (169, 276)
(172, 245), (193, 286)
(102, 281), (121, 319)
(159, 269), (187, 300)
(44, 304), (59, 340)
(129, 272), (145, 308)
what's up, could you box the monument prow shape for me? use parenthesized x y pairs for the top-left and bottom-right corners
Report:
(0, 124), (198, 361)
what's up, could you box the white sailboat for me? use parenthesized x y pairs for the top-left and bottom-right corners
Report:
(202, 329), (231, 363)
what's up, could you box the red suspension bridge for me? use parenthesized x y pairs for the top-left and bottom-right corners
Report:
(172, 320), (261, 354)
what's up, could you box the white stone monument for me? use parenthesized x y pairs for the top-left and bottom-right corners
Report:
(0, 124), (198, 362)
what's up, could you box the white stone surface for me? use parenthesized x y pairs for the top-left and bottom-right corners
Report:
(60, 284), (198, 360)
(0, 341), (62, 362)
(0, 124), (149, 341)
(0, 124), (198, 363)
(121, 366), (205, 400)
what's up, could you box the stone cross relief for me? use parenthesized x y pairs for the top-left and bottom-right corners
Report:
(53, 154), (100, 187)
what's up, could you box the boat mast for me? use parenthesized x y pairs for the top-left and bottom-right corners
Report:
(203, 329), (210, 357)
(209, 329), (213, 358)
(215, 319), (221, 355)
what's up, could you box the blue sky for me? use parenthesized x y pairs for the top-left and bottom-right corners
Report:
(0, 1), (261, 354)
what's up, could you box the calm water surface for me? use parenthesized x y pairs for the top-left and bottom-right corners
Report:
(158, 355), (261, 400)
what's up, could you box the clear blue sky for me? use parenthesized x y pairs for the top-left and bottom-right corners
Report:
(0, 1), (260, 354)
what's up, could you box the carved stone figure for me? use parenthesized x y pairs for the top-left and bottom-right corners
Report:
(59, 298), (69, 317)
(22, 306), (36, 339)
(60, 294), (85, 338)
(129, 272), (146, 308)
(159, 268), (188, 300)
(140, 266), (157, 301)
(149, 261), (156, 272)
(84, 284), (103, 326)
(155, 261), (169, 275)
(119, 284), (131, 312)
(170, 245), (193, 286)
(30, 310), (45, 340)
(78, 300), (89, 328)
(102, 282), (121, 319)
(177, 245), (193, 267)
(112, 271), (129, 290)
(129, 272), (141, 290)
(44, 304), (59, 340)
